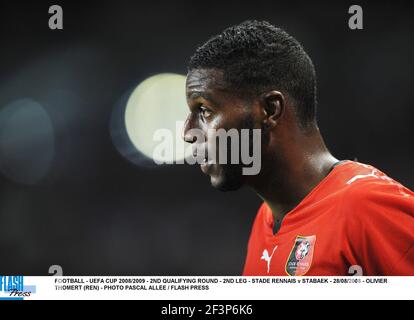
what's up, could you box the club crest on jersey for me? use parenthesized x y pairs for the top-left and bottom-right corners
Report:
(285, 235), (316, 276)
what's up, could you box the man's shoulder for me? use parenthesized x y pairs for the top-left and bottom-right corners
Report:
(336, 162), (414, 220)
(254, 161), (414, 224)
(341, 162), (413, 200)
(255, 202), (272, 221)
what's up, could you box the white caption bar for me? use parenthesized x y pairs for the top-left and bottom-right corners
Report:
(7, 276), (413, 300)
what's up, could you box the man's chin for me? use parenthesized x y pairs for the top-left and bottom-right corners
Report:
(209, 167), (244, 191)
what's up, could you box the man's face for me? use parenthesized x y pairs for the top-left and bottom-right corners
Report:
(184, 68), (257, 191)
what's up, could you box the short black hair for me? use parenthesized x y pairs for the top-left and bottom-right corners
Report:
(188, 20), (317, 129)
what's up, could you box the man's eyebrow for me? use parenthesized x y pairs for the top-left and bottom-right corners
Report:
(187, 91), (219, 107)
(188, 91), (211, 100)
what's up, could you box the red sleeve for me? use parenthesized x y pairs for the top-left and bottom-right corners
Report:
(343, 180), (414, 276)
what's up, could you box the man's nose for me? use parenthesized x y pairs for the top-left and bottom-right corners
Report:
(182, 118), (197, 143)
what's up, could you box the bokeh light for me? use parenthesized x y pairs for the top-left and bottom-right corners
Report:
(0, 99), (55, 185)
(124, 73), (190, 164)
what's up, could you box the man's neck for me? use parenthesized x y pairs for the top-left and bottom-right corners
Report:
(249, 130), (339, 228)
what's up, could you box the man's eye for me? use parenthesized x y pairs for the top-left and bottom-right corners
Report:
(200, 106), (212, 119)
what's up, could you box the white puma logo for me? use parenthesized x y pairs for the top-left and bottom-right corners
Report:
(347, 164), (411, 198)
(346, 169), (380, 185)
(261, 245), (278, 274)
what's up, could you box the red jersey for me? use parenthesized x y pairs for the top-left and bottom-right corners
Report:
(243, 161), (414, 276)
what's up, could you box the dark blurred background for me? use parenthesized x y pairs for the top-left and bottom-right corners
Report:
(0, 0), (413, 275)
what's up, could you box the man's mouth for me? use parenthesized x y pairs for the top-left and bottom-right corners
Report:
(200, 157), (214, 174)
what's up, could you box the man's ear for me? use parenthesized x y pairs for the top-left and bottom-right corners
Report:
(261, 90), (285, 128)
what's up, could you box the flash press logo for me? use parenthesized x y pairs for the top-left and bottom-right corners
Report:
(0, 276), (35, 300)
